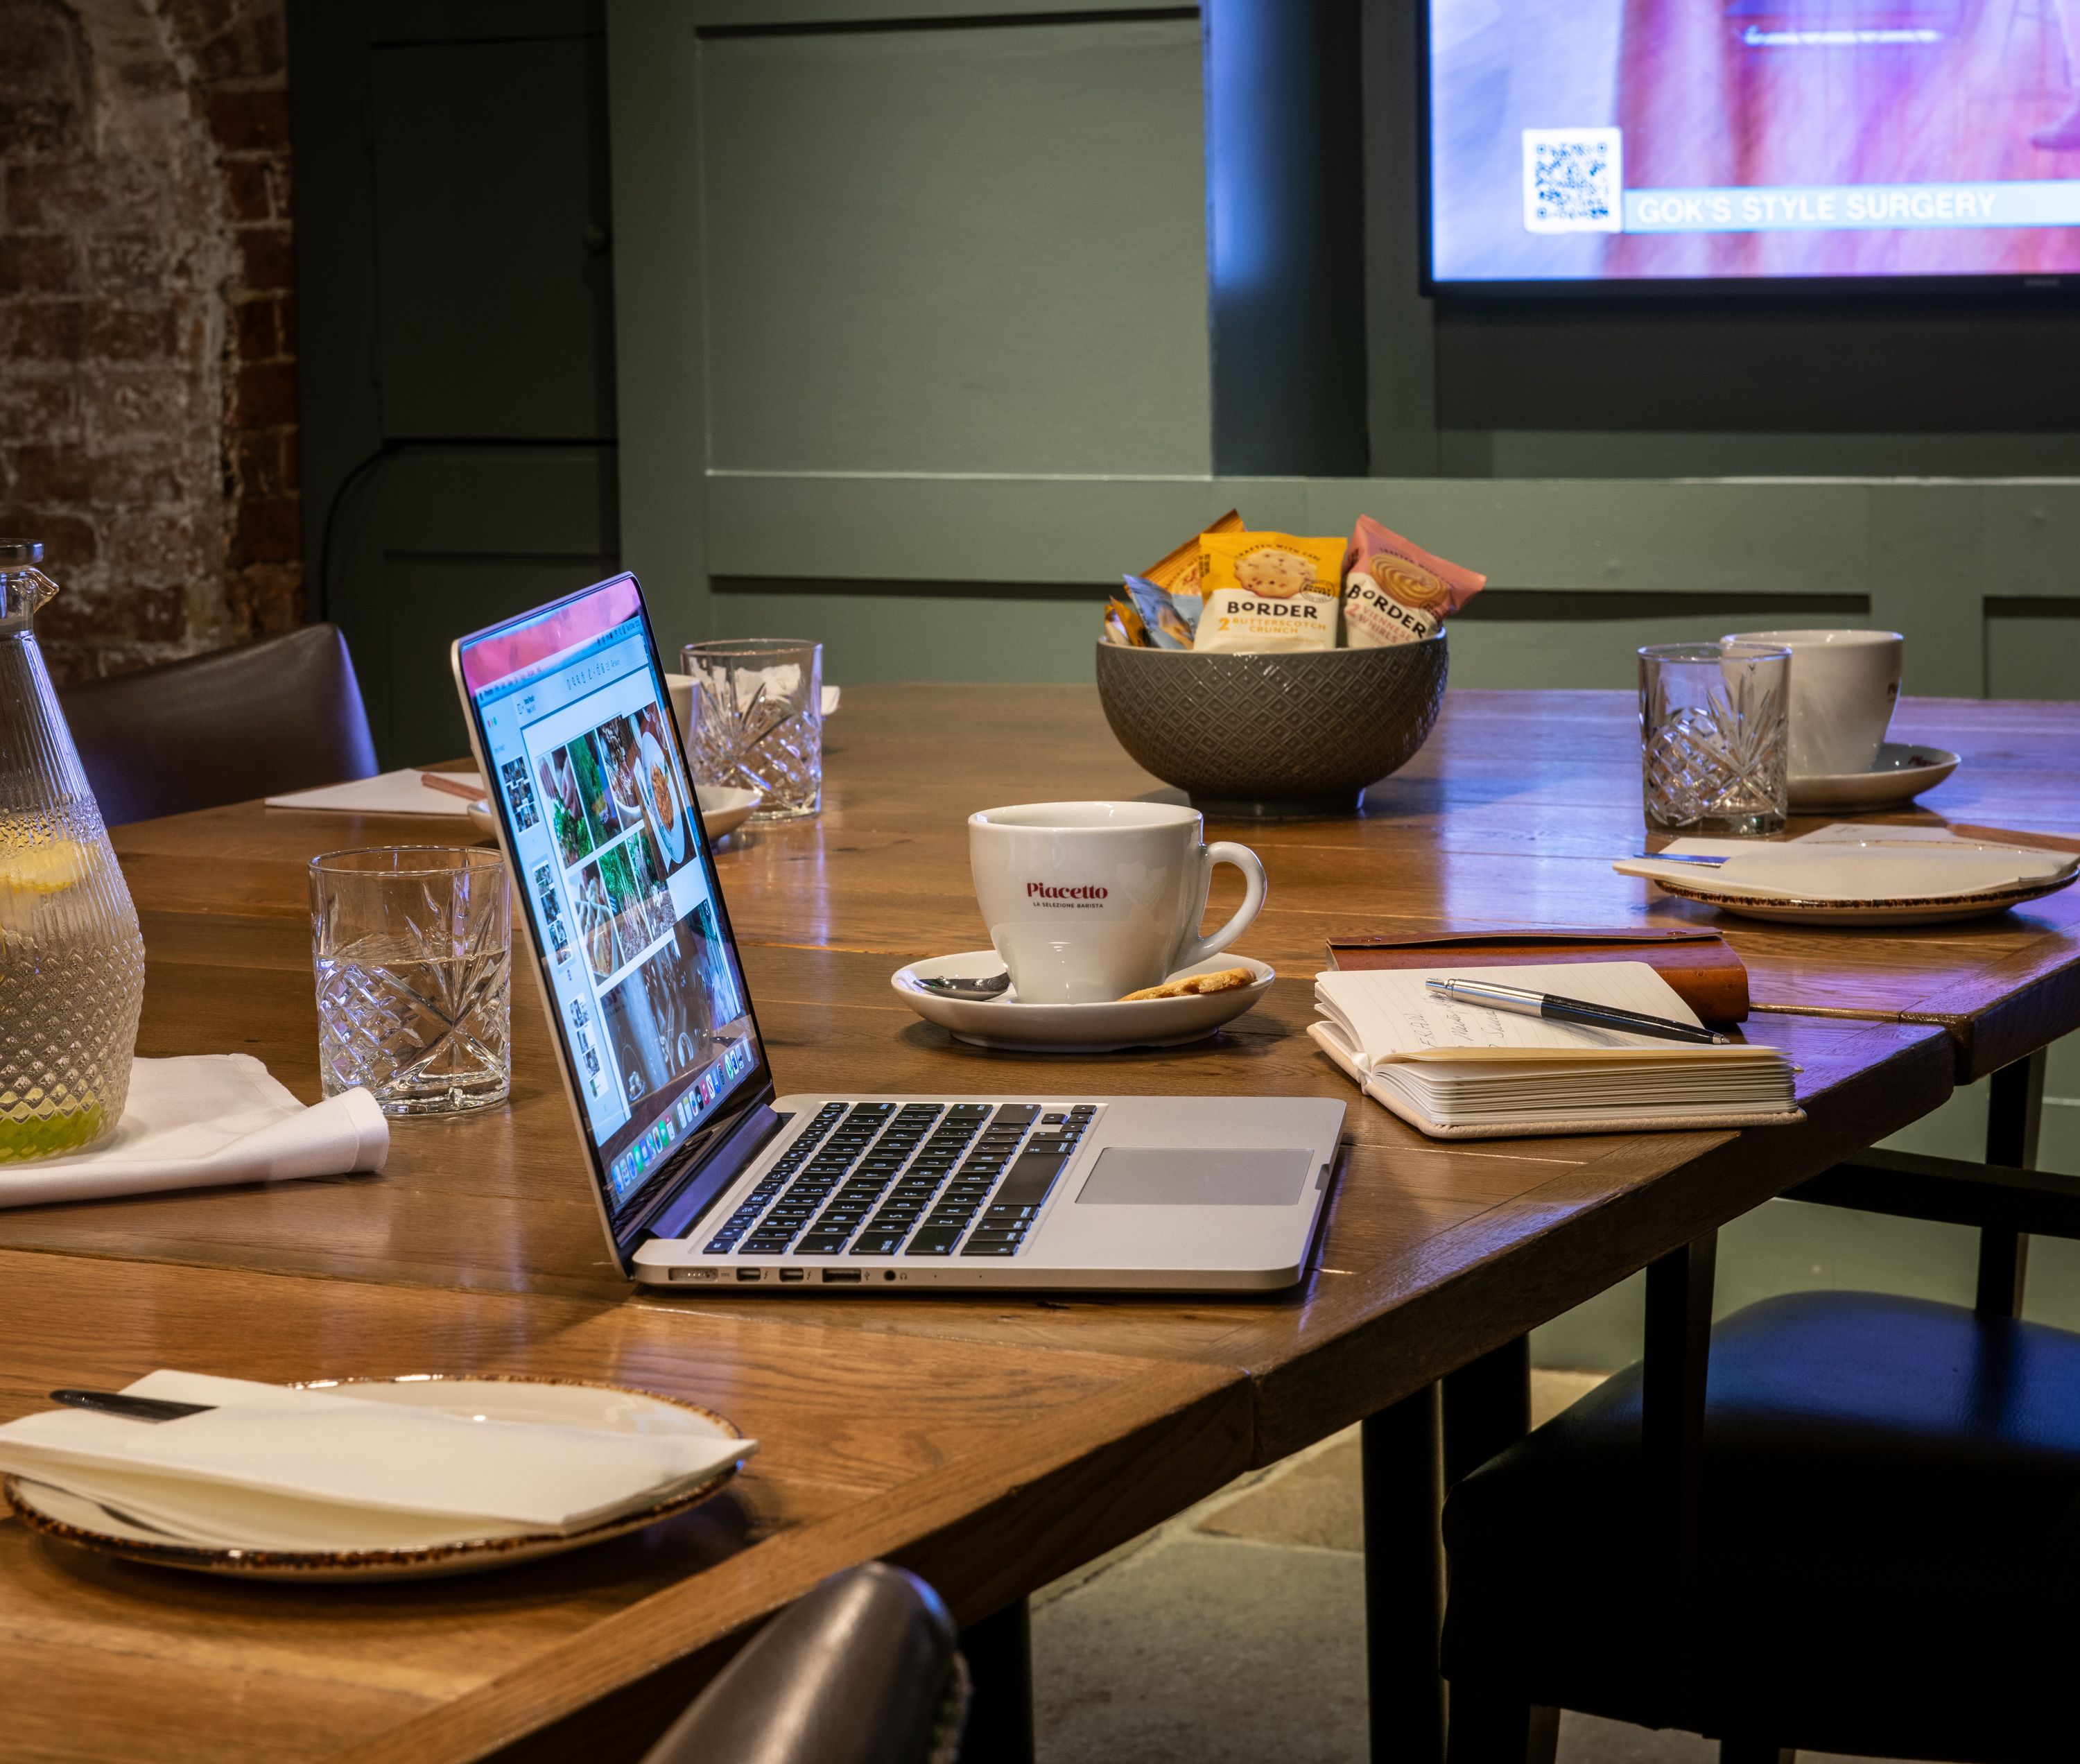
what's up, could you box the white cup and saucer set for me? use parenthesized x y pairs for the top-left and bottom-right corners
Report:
(892, 802), (1275, 1054)
(1722, 628), (1958, 811)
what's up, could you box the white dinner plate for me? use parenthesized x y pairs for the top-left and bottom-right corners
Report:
(1620, 837), (2080, 926)
(892, 951), (1274, 1053)
(469, 784), (762, 845)
(1, 1376), (745, 1582)
(1635, 868), (2077, 926)
(1787, 743), (1961, 812)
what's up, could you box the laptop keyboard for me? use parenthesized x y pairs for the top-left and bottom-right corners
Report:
(700, 1101), (1097, 1261)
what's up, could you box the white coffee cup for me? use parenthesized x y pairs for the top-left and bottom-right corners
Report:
(664, 673), (694, 743)
(968, 802), (1268, 1005)
(1722, 628), (1903, 778)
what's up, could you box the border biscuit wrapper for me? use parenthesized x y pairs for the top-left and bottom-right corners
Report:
(1141, 508), (1242, 629)
(1195, 530), (1344, 653)
(1341, 517), (1485, 648)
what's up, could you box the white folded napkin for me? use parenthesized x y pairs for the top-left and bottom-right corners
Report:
(1615, 836), (2077, 902)
(0, 1055), (388, 1210)
(265, 768), (483, 815)
(0, 1372), (752, 1550)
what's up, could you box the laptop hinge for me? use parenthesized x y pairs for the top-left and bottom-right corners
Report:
(617, 1090), (785, 1259)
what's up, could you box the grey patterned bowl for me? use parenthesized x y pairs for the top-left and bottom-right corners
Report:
(1095, 636), (1448, 818)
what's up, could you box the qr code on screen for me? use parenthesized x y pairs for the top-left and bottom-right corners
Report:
(1522, 128), (1624, 234)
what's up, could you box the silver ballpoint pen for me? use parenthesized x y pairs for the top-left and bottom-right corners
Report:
(1424, 977), (1733, 1046)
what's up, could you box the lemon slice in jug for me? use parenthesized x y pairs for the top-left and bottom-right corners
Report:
(0, 838), (87, 897)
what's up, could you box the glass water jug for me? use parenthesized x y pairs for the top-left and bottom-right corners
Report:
(0, 541), (144, 1161)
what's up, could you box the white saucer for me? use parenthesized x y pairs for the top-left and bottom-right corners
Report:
(467, 783), (763, 844)
(1, 1376), (745, 1582)
(1787, 743), (1959, 811)
(892, 951), (1275, 1053)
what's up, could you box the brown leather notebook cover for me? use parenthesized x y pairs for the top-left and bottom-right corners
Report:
(1324, 928), (1750, 1025)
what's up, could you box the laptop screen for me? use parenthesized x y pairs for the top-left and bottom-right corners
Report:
(456, 574), (769, 1229)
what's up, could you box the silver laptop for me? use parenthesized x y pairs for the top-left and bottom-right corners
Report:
(453, 573), (1345, 1292)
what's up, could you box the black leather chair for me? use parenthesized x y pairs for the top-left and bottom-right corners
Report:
(58, 622), (379, 826)
(1442, 1053), (2079, 1764)
(640, 1564), (968, 1764)
(1446, 1291), (2080, 1763)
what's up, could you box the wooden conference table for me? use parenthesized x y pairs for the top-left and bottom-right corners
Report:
(1, 686), (2075, 1764)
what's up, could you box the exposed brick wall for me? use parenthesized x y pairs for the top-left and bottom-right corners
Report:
(0, 0), (299, 686)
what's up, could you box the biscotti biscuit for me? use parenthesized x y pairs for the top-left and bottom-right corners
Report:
(1121, 965), (1256, 1001)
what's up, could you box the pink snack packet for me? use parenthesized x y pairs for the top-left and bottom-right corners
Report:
(1341, 517), (1485, 648)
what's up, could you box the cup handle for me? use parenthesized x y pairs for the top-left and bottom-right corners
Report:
(1177, 842), (1267, 970)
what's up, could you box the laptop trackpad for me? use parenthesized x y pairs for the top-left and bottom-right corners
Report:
(1076, 1148), (1310, 1207)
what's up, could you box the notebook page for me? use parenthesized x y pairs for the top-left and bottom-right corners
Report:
(264, 768), (484, 815)
(1313, 962), (1767, 1069)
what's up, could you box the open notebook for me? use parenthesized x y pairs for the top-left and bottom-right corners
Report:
(1309, 962), (1802, 1140)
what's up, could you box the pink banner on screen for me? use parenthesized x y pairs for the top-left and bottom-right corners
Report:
(459, 574), (643, 693)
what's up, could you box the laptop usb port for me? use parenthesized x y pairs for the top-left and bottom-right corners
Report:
(736, 1268), (763, 1282)
(820, 1269), (862, 1283)
(779, 1268), (806, 1283)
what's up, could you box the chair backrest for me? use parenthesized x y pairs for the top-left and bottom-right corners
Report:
(641, 1563), (966, 1764)
(58, 623), (380, 827)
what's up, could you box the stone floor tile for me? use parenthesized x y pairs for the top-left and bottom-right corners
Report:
(1034, 1534), (1367, 1764)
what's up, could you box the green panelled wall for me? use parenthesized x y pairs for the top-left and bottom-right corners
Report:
(698, 23), (1210, 478)
(605, 0), (2080, 1365)
(697, 470), (2080, 698)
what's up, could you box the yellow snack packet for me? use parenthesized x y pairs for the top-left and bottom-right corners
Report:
(1194, 530), (1344, 652)
(1142, 508), (1244, 626)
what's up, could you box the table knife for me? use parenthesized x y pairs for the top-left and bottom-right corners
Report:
(49, 1388), (212, 1424)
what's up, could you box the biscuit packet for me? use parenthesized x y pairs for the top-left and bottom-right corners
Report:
(1194, 530), (1344, 652)
(1102, 510), (1245, 648)
(1123, 575), (1196, 649)
(1341, 517), (1484, 648)
(1104, 595), (1152, 647)
(1140, 508), (1242, 632)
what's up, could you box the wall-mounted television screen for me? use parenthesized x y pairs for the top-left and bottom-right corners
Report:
(1424, 0), (2080, 291)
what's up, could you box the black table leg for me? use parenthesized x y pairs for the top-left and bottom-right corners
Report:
(1643, 1231), (1717, 1726)
(1977, 1047), (2047, 1318)
(959, 1597), (1033, 1764)
(1439, 1338), (1549, 1763)
(1363, 1382), (1446, 1764)
(1718, 1741), (1794, 1764)
(1444, 1336), (1531, 1486)
(1363, 1337), (1536, 1764)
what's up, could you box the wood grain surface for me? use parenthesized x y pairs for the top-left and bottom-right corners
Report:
(110, 687), (2080, 1077)
(5, 906), (1955, 1451)
(0, 1250), (1246, 1764)
(9, 683), (2060, 1761)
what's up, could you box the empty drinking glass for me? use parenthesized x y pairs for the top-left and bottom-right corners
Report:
(310, 847), (510, 1116)
(1639, 641), (1792, 836)
(682, 638), (823, 823)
